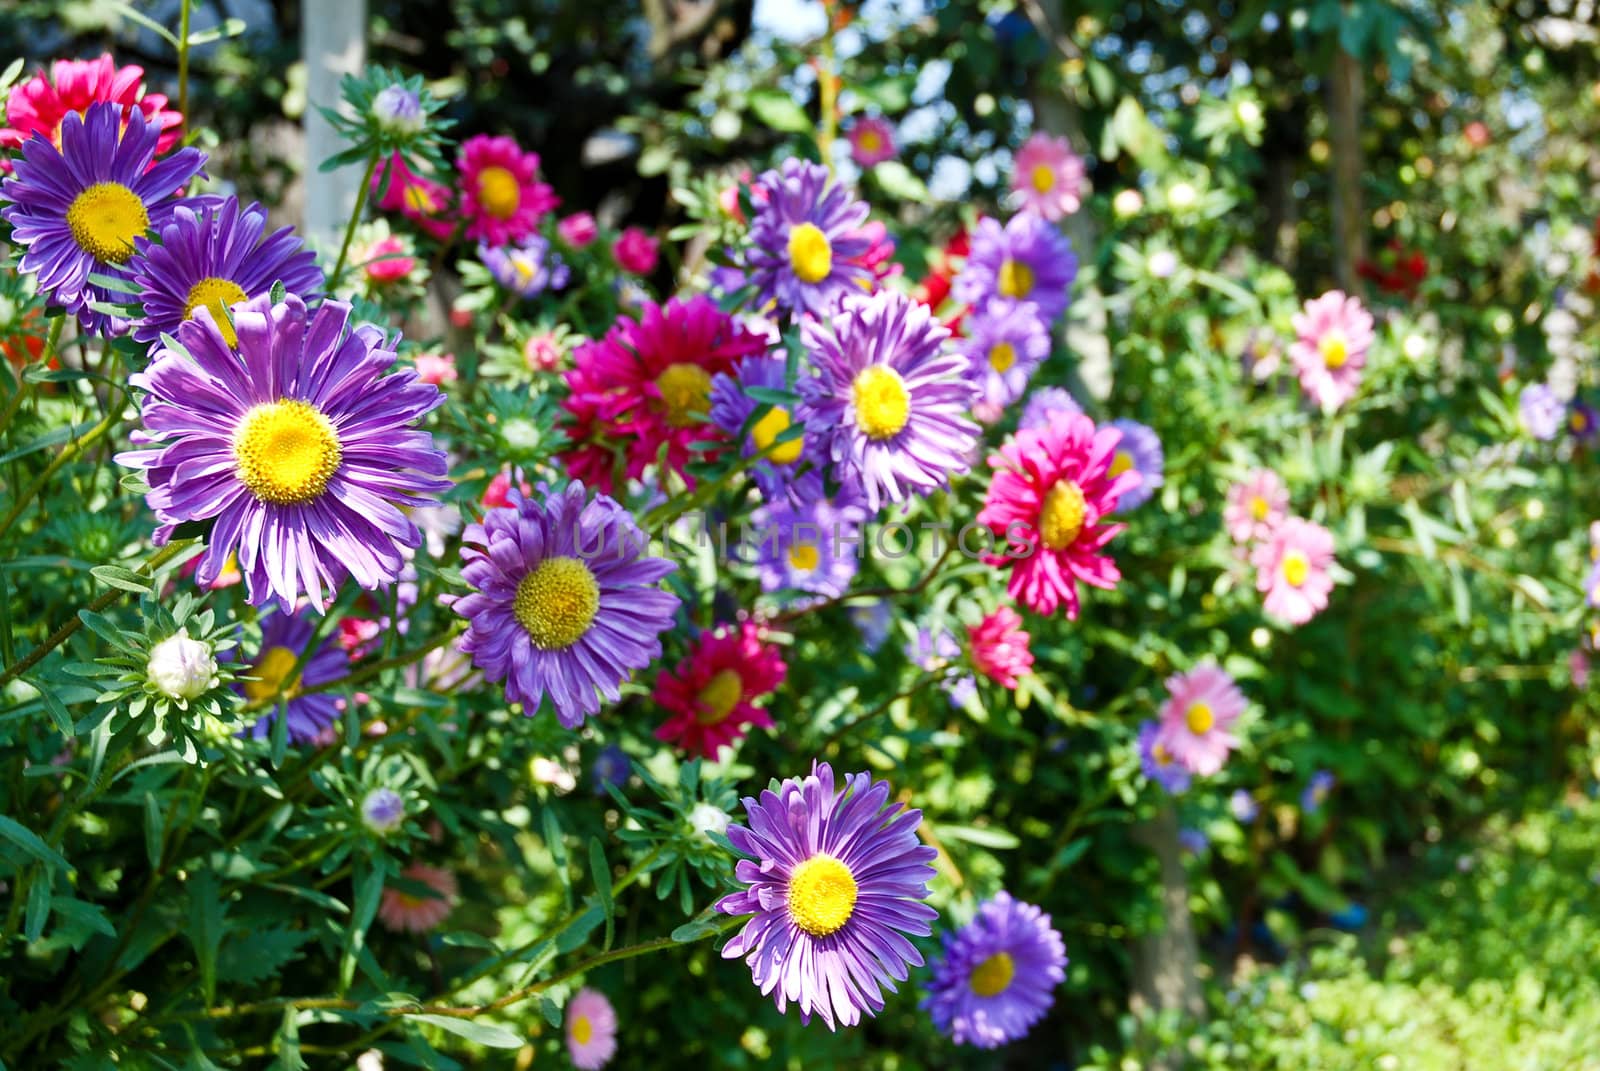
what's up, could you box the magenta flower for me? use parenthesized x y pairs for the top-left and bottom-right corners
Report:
(1252, 516), (1336, 625)
(456, 134), (558, 245)
(1223, 469), (1289, 544)
(1290, 290), (1374, 411)
(967, 607), (1033, 689)
(978, 413), (1139, 618)
(559, 211), (599, 248)
(1011, 132), (1087, 221)
(1157, 664), (1246, 776)
(847, 116), (898, 167)
(613, 227), (660, 274)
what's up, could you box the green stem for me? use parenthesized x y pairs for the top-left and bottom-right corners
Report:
(330, 152), (381, 286)
(0, 400), (122, 544)
(817, 23), (839, 165)
(0, 539), (195, 687)
(176, 0), (193, 123)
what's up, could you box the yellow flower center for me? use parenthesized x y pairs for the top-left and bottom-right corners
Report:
(751, 406), (803, 464)
(1109, 451), (1134, 478)
(1038, 480), (1087, 550)
(233, 400), (343, 506)
(787, 222), (834, 284)
(66, 181), (149, 264)
(1282, 548), (1310, 587)
(656, 362), (714, 428)
(858, 129), (881, 153)
(1573, 410), (1589, 432)
(988, 341), (1017, 373)
(1030, 163), (1056, 194)
(1152, 742), (1172, 765)
(403, 183), (438, 215)
(788, 541), (820, 572)
(1250, 495), (1270, 521)
(997, 258), (1035, 299)
(695, 668), (744, 725)
(969, 952), (1016, 997)
(1186, 701), (1214, 735)
(787, 853), (858, 937)
(182, 277), (249, 347)
(571, 1016), (593, 1046)
(852, 365), (911, 440)
(477, 165), (521, 219)
(243, 645), (299, 701)
(1320, 332), (1349, 369)
(513, 556), (601, 651)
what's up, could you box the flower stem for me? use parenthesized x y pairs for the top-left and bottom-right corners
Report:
(0, 398), (123, 544)
(177, 0), (193, 124)
(330, 151), (380, 286)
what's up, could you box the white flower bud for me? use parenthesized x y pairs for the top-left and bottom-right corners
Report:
(372, 86), (425, 135)
(1112, 189), (1143, 218)
(146, 631), (217, 702)
(688, 802), (729, 839)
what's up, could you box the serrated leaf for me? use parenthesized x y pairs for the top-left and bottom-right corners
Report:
(217, 928), (315, 984)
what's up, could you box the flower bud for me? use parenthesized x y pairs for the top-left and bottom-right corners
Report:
(1112, 188), (1143, 218)
(146, 631), (217, 702)
(372, 86), (425, 135)
(361, 787), (406, 835)
(688, 802), (730, 839)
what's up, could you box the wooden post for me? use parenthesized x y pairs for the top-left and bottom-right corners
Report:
(302, 1), (369, 245)
(1328, 46), (1365, 290)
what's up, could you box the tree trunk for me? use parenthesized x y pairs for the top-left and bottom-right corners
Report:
(1328, 47), (1365, 290)
(302, 1), (368, 245)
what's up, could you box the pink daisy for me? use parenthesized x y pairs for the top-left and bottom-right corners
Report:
(559, 211), (599, 248)
(978, 413), (1140, 618)
(1223, 469), (1289, 544)
(359, 233), (416, 286)
(0, 54), (182, 165)
(654, 621), (787, 759)
(377, 864), (457, 934)
(847, 116), (898, 167)
(1011, 132), (1087, 221)
(456, 134), (558, 245)
(967, 607), (1034, 689)
(1290, 290), (1374, 411)
(559, 296), (768, 494)
(566, 987), (619, 1070)
(1252, 516), (1336, 625)
(1156, 664), (1247, 776)
(372, 154), (455, 240)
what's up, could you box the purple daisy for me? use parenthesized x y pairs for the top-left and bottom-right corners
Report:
(1301, 769), (1336, 814)
(1137, 720), (1191, 795)
(800, 290), (978, 511)
(716, 762), (939, 1030)
(1106, 419), (1164, 511)
(480, 235), (570, 298)
(127, 196), (323, 349)
(1570, 400), (1598, 445)
(709, 355), (822, 502)
(962, 298), (1050, 414)
(906, 627), (978, 708)
(453, 481), (679, 727)
(239, 608), (349, 744)
(953, 215), (1077, 324)
(921, 892), (1067, 1049)
(118, 294), (451, 610)
(1018, 386), (1082, 431)
(747, 159), (871, 318)
(746, 492), (865, 600)
(0, 102), (206, 333)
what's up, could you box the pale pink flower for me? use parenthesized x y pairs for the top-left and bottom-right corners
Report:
(558, 211), (598, 247)
(377, 864), (457, 934)
(1252, 517), (1336, 625)
(412, 352), (457, 386)
(523, 332), (565, 372)
(360, 234), (415, 285)
(1011, 132), (1088, 221)
(1571, 648), (1591, 688)
(1290, 290), (1374, 411)
(967, 607), (1034, 689)
(565, 987), (618, 1069)
(847, 116), (898, 167)
(1223, 469), (1289, 544)
(1156, 664), (1246, 776)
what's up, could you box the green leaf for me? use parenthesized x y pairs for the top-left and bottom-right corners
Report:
(24, 876), (51, 941)
(144, 792), (165, 868)
(90, 564), (153, 594)
(188, 871), (226, 1005)
(50, 896), (116, 939)
(872, 161), (930, 203)
(934, 824), (1020, 850)
(747, 89), (811, 135)
(108, 1), (180, 46)
(218, 928), (315, 984)
(276, 1008), (308, 1071)
(37, 684), (74, 739)
(0, 814), (70, 872)
(589, 838), (614, 951)
(406, 1014), (524, 1049)
(341, 860), (385, 992)
(186, 17), (247, 46)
